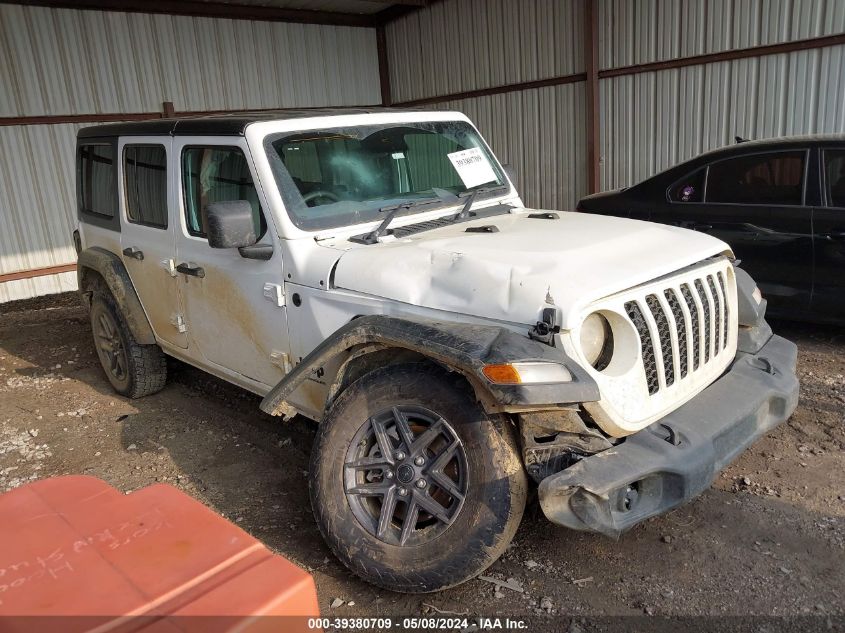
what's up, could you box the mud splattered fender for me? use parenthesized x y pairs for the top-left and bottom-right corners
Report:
(259, 315), (599, 417)
(77, 247), (156, 345)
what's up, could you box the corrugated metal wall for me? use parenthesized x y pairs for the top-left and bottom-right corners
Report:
(598, 0), (845, 190)
(424, 84), (588, 212)
(0, 4), (379, 302)
(386, 0), (845, 209)
(600, 46), (845, 189)
(387, 0), (587, 211)
(599, 0), (845, 68)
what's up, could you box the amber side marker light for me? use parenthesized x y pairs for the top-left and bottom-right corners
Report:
(482, 362), (572, 384)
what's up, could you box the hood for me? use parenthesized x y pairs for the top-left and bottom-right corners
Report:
(330, 210), (731, 329)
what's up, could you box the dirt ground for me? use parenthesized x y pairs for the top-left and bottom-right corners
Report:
(1, 292), (843, 623)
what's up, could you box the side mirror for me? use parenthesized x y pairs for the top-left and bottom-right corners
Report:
(502, 163), (517, 186)
(206, 201), (257, 249)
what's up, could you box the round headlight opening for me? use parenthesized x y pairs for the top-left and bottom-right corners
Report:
(580, 312), (614, 371)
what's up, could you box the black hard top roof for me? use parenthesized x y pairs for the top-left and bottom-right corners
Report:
(77, 107), (439, 139)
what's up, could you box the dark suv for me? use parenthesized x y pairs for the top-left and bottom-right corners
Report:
(577, 135), (845, 324)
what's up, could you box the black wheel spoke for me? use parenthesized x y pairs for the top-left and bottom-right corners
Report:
(345, 456), (392, 470)
(370, 416), (395, 463)
(376, 487), (398, 539)
(347, 481), (392, 497)
(392, 407), (415, 451)
(399, 500), (419, 545)
(409, 417), (445, 455)
(429, 469), (464, 502)
(428, 438), (460, 472)
(412, 489), (453, 525)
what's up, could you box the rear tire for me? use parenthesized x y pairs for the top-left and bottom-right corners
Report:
(89, 291), (167, 398)
(310, 362), (527, 593)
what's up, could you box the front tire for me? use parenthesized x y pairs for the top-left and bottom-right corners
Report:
(310, 363), (527, 593)
(89, 291), (167, 398)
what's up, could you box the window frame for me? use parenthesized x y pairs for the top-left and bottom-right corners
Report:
(820, 147), (845, 210)
(77, 138), (121, 232)
(700, 148), (810, 208)
(123, 143), (169, 230)
(180, 144), (268, 240)
(666, 166), (709, 204)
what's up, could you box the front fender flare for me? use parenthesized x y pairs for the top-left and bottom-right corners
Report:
(259, 315), (599, 417)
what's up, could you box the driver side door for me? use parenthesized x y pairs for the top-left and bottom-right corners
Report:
(173, 138), (290, 391)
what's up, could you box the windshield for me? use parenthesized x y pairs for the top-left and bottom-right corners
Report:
(264, 120), (508, 230)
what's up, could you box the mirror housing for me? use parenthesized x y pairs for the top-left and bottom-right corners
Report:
(206, 201), (257, 249)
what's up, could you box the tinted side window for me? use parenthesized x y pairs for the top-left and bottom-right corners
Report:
(124, 145), (167, 228)
(706, 151), (805, 205)
(79, 144), (116, 217)
(182, 147), (266, 238)
(669, 167), (706, 202)
(823, 149), (845, 208)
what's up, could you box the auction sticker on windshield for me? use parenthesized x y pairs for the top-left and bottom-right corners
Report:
(447, 147), (497, 188)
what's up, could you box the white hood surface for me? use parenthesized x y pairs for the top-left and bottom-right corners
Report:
(330, 210), (731, 329)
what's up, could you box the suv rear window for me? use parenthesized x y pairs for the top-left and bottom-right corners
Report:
(78, 144), (116, 217)
(706, 151), (805, 206)
(124, 145), (167, 228)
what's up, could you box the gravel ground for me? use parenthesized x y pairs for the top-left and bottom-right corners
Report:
(0, 293), (843, 626)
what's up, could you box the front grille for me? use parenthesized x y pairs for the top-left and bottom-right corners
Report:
(625, 267), (733, 396)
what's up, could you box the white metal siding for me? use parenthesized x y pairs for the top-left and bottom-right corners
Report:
(386, 0), (585, 104)
(599, 45), (845, 190)
(429, 82), (587, 211)
(0, 123), (83, 302)
(0, 5), (380, 302)
(599, 0), (845, 69)
(0, 4), (379, 116)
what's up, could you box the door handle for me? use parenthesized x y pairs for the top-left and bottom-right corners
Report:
(822, 231), (845, 241)
(122, 247), (144, 261)
(176, 262), (205, 278)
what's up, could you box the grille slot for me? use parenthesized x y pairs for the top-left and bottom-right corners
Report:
(694, 279), (712, 362)
(664, 289), (688, 378)
(680, 284), (701, 371)
(645, 294), (675, 387)
(717, 272), (729, 350)
(708, 275), (722, 354)
(625, 301), (660, 395)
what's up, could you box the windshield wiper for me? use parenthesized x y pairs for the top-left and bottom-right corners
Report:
(349, 198), (439, 245)
(454, 183), (508, 220)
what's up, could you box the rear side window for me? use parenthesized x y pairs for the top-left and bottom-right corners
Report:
(823, 149), (845, 208)
(668, 167), (706, 202)
(78, 144), (116, 217)
(706, 151), (805, 206)
(124, 145), (167, 228)
(181, 146), (265, 238)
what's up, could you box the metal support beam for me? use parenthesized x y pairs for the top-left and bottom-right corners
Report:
(376, 24), (392, 106)
(584, 0), (600, 194)
(0, 0), (374, 27)
(0, 263), (76, 284)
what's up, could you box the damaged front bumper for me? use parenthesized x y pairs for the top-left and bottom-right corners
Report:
(537, 333), (799, 538)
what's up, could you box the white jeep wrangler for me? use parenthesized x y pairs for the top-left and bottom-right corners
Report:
(74, 109), (799, 593)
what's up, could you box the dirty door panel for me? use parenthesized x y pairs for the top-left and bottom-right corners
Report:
(174, 140), (289, 387)
(118, 138), (187, 348)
